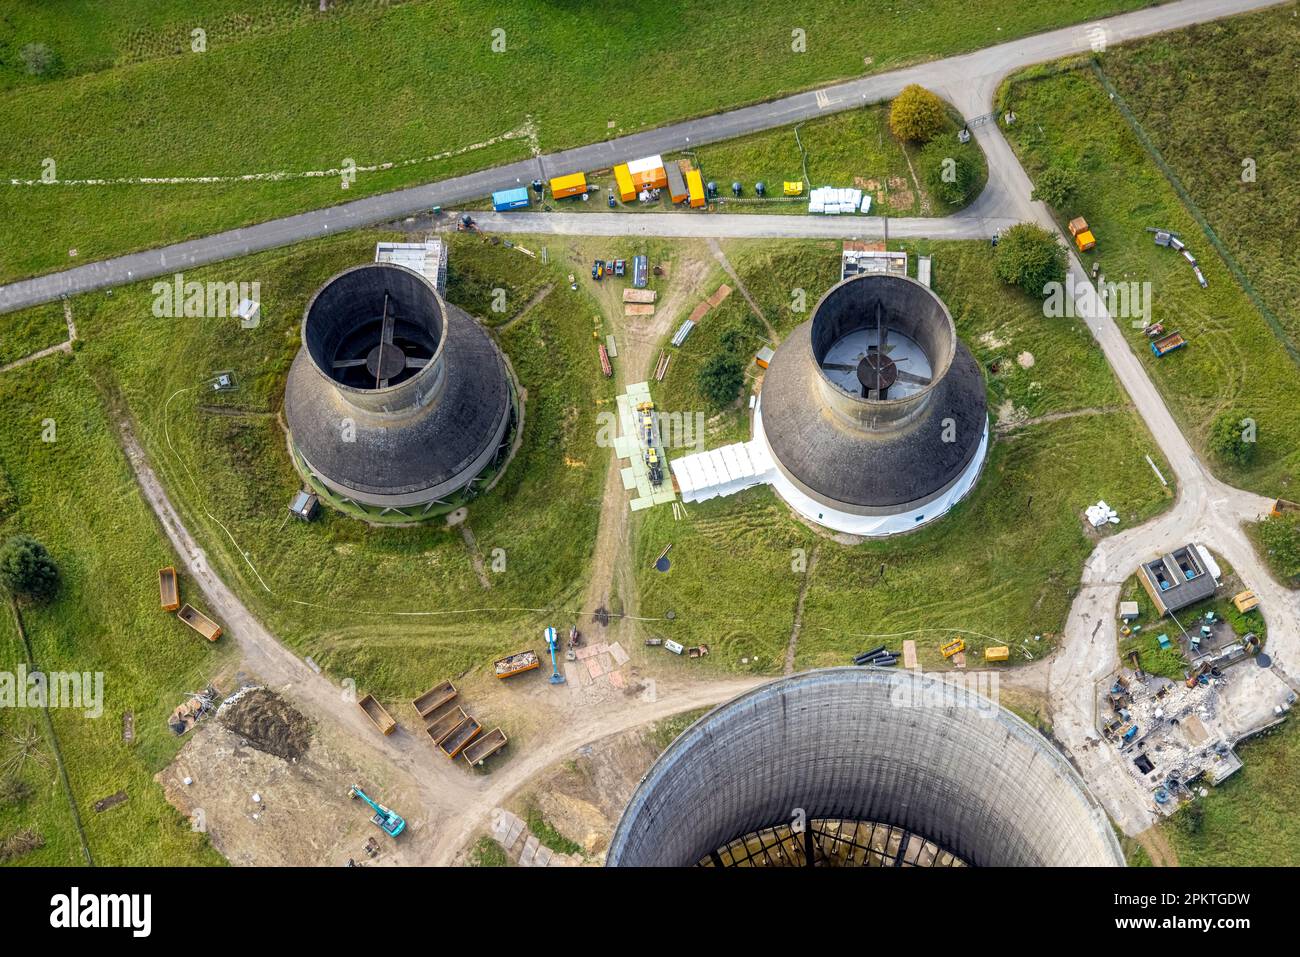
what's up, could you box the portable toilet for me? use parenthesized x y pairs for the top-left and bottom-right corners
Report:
(549, 172), (588, 199)
(491, 187), (530, 211)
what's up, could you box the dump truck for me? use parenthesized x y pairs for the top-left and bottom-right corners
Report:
(438, 715), (482, 759)
(358, 693), (397, 735)
(412, 680), (457, 719)
(177, 603), (221, 641)
(159, 566), (180, 612)
(494, 649), (540, 679)
(462, 728), (508, 767)
(1150, 330), (1186, 357)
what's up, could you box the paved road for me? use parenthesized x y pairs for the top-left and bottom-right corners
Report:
(0, 0), (1284, 314)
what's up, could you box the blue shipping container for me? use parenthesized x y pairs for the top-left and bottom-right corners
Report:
(492, 187), (530, 211)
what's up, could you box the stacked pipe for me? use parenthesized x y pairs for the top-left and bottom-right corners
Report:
(853, 646), (897, 667)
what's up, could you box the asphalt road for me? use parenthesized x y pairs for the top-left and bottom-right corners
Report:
(0, 0), (1285, 314)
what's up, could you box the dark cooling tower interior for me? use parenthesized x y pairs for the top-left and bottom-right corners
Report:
(608, 669), (1124, 867)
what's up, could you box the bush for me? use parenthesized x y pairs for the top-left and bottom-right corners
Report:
(0, 535), (60, 603)
(1207, 411), (1257, 467)
(889, 85), (947, 143)
(0, 777), (33, 808)
(0, 827), (44, 863)
(994, 223), (1067, 297)
(698, 353), (745, 408)
(920, 140), (980, 208)
(19, 43), (58, 77)
(1031, 166), (1079, 209)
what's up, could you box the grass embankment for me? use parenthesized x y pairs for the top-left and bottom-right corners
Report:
(634, 239), (1174, 671)
(49, 230), (611, 702)
(1102, 8), (1300, 345)
(1001, 61), (1300, 500)
(1, 0), (1161, 281)
(0, 356), (231, 865)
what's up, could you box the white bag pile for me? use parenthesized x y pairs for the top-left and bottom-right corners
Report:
(1085, 500), (1120, 527)
(809, 186), (864, 215)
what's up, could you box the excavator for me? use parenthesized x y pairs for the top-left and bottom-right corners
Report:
(349, 785), (405, 838)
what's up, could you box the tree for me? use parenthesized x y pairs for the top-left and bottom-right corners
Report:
(994, 223), (1067, 297)
(1030, 166), (1079, 209)
(889, 85), (947, 144)
(920, 140), (979, 208)
(0, 536), (60, 604)
(1207, 411), (1257, 467)
(698, 353), (745, 408)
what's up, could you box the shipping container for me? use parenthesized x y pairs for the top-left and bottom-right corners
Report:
(613, 164), (636, 201)
(491, 187), (530, 211)
(665, 164), (688, 204)
(627, 155), (668, 190)
(549, 172), (587, 199)
(686, 169), (706, 208)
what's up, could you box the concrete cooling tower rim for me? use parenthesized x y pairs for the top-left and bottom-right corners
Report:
(607, 668), (1124, 867)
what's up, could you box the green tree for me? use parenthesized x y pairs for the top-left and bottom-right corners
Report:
(1030, 166), (1079, 209)
(1207, 411), (1257, 467)
(920, 140), (979, 208)
(994, 223), (1067, 297)
(0, 536), (60, 604)
(889, 85), (947, 143)
(698, 353), (745, 407)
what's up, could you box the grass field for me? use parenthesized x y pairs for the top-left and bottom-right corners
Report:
(1101, 7), (1300, 345)
(1002, 64), (1300, 500)
(0, 300), (66, 366)
(0, 0), (1161, 282)
(46, 230), (613, 702)
(0, 355), (231, 866)
(634, 239), (1175, 671)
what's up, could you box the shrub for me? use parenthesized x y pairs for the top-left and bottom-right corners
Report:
(0, 777), (33, 808)
(1207, 411), (1257, 467)
(889, 85), (947, 143)
(0, 535), (60, 603)
(920, 140), (980, 208)
(698, 353), (745, 408)
(19, 43), (58, 77)
(994, 223), (1067, 297)
(1031, 166), (1079, 209)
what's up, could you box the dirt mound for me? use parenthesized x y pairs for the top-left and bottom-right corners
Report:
(219, 687), (312, 761)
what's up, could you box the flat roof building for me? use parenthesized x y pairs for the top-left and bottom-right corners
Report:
(1139, 544), (1218, 615)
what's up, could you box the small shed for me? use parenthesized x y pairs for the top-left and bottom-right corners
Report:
(686, 169), (706, 208)
(755, 346), (775, 369)
(289, 490), (320, 521)
(1119, 601), (1140, 621)
(1233, 590), (1259, 613)
(613, 164), (636, 202)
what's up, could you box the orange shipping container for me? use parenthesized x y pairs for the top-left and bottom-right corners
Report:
(550, 172), (587, 198)
(613, 164), (636, 201)
(686, 169), (706, 208)
(627, 155), (668, 190)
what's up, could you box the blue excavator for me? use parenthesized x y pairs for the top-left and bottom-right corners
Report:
(349, 785), (405, 838)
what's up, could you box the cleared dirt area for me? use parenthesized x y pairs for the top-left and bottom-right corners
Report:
(158, 678), (436, 867)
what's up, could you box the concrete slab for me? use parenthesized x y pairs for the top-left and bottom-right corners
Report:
(610, 642), (630, 666)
